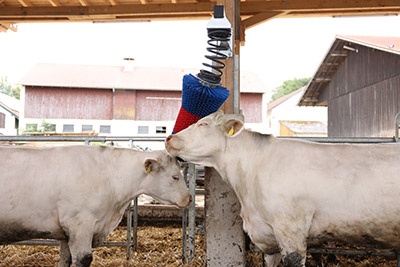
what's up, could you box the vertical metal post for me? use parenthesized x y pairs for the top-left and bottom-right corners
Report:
(182, 163), (189, 263)
(132, 197), (138, 251)
(188, 163), (196, 262)
(233, 54), (240, 115)
(126, 200), (133, 260)
(129, 139), (139, 253)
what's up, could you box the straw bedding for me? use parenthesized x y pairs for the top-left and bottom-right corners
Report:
(0, 224), (398, 266)
(0, 224), (204, 267)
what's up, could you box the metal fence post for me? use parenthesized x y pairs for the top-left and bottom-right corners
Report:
(182, 163), (189, 263)
(129, 139), (139, 253)
(126, 200), (133, 260)
(188, 163), (196, 262)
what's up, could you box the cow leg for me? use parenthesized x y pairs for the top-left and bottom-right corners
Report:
(67, 227), (94, 267)
(58, 240), (72, 267)
(264, 253), (282, 267)
(272, 211), (313, 267)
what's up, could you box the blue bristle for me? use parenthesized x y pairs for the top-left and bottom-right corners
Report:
(181, 74), (230, 117)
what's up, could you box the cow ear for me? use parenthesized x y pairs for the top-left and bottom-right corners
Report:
(144, 158), (160, 174)
(224, 119), (244, 137)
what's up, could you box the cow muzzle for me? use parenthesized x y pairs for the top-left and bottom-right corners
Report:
(165, 135), (179, 156)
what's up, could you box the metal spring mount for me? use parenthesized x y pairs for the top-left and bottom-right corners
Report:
(197, 28), (232, 88)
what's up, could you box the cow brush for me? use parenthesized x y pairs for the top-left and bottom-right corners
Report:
(172, 5), (232, 134)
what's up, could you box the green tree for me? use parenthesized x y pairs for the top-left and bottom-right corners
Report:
(0, 76), (21, 100)
(40, 119), (56, 132)
(270, 77), (310, 102)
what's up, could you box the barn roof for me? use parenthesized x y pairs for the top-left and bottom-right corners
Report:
(0, 93), (20, 118)
(18, 63), (268, 94)
(298, 35), (400, 107)
(267, 87), (304, 111)
(280, 121), (327, 135)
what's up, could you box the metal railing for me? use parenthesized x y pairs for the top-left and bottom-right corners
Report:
(0, 135), (198, 264)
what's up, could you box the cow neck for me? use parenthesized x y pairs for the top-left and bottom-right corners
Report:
(111, 150), (148, 205)
(217, 130), (274, 201)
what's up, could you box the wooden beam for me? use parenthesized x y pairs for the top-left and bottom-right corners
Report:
(241, 0), (400, 13)
(241, 11), (281, 29)
(78, 0), (89, 6)
(48, 0), (61, 7)
(0, 22), (18, 32)
(17, 0), (32, 7)
(1, 0), (400, 23)
(0, 3), (214, 18)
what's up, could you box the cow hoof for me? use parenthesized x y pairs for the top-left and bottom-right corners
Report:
(77, 253), (92, 267)
(283, 252), (303, 267)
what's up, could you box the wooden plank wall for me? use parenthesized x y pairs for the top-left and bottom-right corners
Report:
(135, 90), (182, 121)
(24, 87), (265, 123)
(240, 93), (262, 123)
(326, 45), (400, 137)
(24, 87), (113, 120)
(114, 90), (136, 120)
(329, 74), (400, 137)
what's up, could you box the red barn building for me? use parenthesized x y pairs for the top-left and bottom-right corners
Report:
(19, 63), (269, 137)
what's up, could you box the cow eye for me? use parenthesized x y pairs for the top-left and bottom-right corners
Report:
(198, 122), (208, 127)
(172, 175), (179, 181)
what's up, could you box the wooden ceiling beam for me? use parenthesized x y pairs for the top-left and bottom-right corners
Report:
(0, 22), (17, 31)
(283, 9), (400, 18)
(0, 2), (214, 18)
(48, 0), (61, 7)
(17, 0), (33, 7)
(78, 0), (89, 6)
(241, 11), (282, 29)
(241, 0), (400, 13)
(0, 0), (400, 23)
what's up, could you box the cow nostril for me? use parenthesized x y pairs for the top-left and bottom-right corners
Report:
(189, 195), (193, 203)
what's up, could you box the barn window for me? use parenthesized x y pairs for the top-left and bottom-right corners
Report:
(26, 123), (38, 132)
(100, 125), (111, 133)
(138, 126), (148, 134)
(156, 126), (167, 134)
(82, 125), (93, 132)
(0, 112), (5, 128)
(63, 124), (74, 133)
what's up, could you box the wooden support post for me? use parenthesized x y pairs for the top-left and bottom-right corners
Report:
(205, 0), (245, 266)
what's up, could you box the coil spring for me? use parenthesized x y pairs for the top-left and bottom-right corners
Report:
(197, 28), (231, 87)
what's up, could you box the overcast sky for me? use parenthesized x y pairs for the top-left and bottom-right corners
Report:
(0, 15), (400, 91)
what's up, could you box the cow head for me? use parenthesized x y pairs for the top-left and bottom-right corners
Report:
(141, 151), (191, 208)
(165, 111), (244, 167)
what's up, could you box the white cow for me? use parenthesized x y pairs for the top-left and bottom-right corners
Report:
(166, 110), (400, 267)
(0, 145), (191, 267)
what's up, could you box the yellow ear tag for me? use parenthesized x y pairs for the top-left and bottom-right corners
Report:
(228, 126), (234, 136)
(146, 166), (152, 174)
